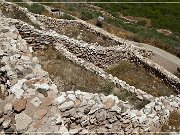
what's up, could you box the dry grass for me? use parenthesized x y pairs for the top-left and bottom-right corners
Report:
(88, 19), (133, 39)
(106, 61), (178, 97)
(0, 4), (40, 29)
(44, 22), (116, 47)
(35, 46), (148, 109)
(161, 111), (180, 132)
(35, 46), (115, 94)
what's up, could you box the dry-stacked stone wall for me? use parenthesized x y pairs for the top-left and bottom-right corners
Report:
(12, 17), (180, 93)
(0, 12), (180, 134)
(11, 5), (178, 93)
(12, 20), (154, 101)
(14, 20), (134, 68)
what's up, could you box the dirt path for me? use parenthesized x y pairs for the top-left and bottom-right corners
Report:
(132, 41), (180, 74)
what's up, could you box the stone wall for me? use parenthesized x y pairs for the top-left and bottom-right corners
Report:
(0, 2), (180, 134)
(0, 12), (180, 134)
(11, 4), (178, 92)
(12, 18), (180, 93)
(11, 20), (152, 101)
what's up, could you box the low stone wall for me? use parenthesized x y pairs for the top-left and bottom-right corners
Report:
(18, 8), (179, 92)
(11, 20), (152, 101)
(36, 14), (153, 56)
(12, 18), (180, 93)
(0, 13), (180, 134)
(14, 20), (133, 69)
(133, 54), (180, 91)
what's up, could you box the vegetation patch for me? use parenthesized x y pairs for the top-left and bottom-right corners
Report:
(0, 2), (41, 29)
(35, 46), (147, 109)
(161, 111), (180, 132)
(27, 3), (45, 15)
(37, 2), (180, 56)
(106, 60), (178, 97)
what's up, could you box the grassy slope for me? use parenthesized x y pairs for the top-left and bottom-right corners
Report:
(31, 1), (180, 55)
(92, 1), (180, 32)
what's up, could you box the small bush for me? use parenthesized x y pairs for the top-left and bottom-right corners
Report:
(80, 11), (93, 20)
(27, 3), (45, 14)
(137, 20), (147, 27)
(100, 81), (114, 96)
(59, 14), (75, 20)
(96, 20), (103, 28)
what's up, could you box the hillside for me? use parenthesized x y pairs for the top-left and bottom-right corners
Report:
(14, 0), (180, 56)
(0, 1), (179, 134)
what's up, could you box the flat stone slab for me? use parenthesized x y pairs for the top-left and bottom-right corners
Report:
(15, 112), (32, 132)
(58, 101), (74, 112)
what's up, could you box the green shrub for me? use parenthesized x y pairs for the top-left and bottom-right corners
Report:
(27, 3), (45, 14)
(80, 11), (94, 20)
(100, 81), (114, 96)
(59, 14), (75, 20)
(137, 20), (147, 27)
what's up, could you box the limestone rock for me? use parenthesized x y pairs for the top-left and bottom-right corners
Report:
(15, 112), (32, 132)
(30, 97), (42, 107)
(13, 98), (27, 113)
(50, 114), (62, 125)
(58, 126), (69, 135)
(4, 103), (13, 114)
(34, 109), (47, 119)
(0, 117), (4, 124)
(2, 118), (11, 129)
(59, 101), (74, 112)
(41, 97), (53, 107)
(10, 79), (26, 99)
(104, 97), (114, 109)
(34, 83), (49, 91)
(55, 95), (66, 105)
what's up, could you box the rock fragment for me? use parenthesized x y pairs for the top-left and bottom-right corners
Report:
(13, 98), (27, 113)
(15, 112), (32, 132)
(2, 118), (11, 129)
(58, 101), (74, 112)
(30, 97), (42, 107)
